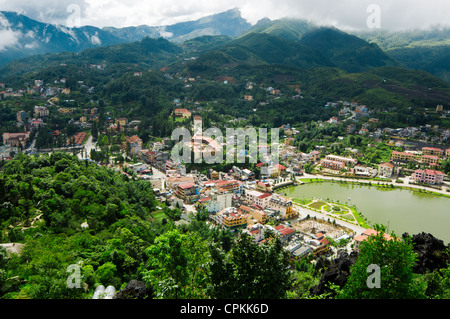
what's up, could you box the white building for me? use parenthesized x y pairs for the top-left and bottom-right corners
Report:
(245, 189), (272, 209)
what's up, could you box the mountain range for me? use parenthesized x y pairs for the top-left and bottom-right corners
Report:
(1, 8), (450, 83)
(0, 8), (251, 67)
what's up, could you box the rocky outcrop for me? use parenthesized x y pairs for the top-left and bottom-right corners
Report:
(310, 251), (359, 297)
(113, 280), (152, 299)
(406, 232), (450, 274)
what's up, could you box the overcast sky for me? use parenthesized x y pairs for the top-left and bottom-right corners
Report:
(0, 0), (449, 31)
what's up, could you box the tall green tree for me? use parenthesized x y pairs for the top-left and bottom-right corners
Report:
(209, 232), (290, 299)
(141, 229), (210, 299)
(339, 224), (424, 299)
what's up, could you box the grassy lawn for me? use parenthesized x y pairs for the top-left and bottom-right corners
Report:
(298, 178), (324, 184)
(292, 198), (312, 205)
(151, 210), (167, 221)
(340, 213), (355, 221)
(350, 206), (370, 228)
(308, 201), (327, 210)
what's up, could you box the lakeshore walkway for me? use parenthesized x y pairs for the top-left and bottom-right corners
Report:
(298, 173), (450, 196)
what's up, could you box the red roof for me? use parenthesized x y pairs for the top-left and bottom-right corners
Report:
(279, 228), (295, 236)
(275, 164), (287, 170)
(258, 193), (271, 199)
(178, 183), (195, 189)
(415, 169), (444, 176)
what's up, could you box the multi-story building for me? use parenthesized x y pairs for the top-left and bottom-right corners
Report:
(267, 194), (297, 220)
(391, 151), (416, 162)
(239, 205), (268, 224)
(195, 192), (233, 213)
(411, 169), (445, 185)
(214, 179), (241, 194)
(421, 155), (441, 166)
(320, 159), (345, 171)
(325, 155), (357, 167)
(422, 147), (444, 158)
(215, 207), (248, 229)
(175, 182), (199, 204)
(378, 162), (395, 178)
(245, 189), (272, 209)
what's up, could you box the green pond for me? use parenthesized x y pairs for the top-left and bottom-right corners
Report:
(282, 182), (450, 244)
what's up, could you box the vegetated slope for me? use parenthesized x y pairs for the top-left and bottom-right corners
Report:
(0, 37), (183, 81)
(299, 27), (399, 73)
(242, 17), (315, 41)
(387, 45), (450, 83)
(184, 32), (333, 77)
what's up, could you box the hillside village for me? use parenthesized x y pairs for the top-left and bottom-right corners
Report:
(1, 70), (450, 264)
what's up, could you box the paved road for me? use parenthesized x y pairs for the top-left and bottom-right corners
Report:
(77, 135), (98, 160)
(299, 173), (449, 195)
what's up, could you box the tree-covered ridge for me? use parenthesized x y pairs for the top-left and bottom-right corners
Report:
(0, 153), (293, 299)
(0, 152), (158, 235)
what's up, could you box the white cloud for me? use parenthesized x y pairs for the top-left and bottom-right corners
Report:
(89, 32), (101, 45)
(0, 29), (21, 51)
(0, 0), (449, 30)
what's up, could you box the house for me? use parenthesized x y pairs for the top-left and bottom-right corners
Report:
(115, 118), (128, 126)
(347, 124), (356, 134)
(291, 246), (312, 260)
(354, 165), (374, 177)
(67, 132), (87, 146)
(125, 135), (143, 155)
(173, 108), (192, 119)
(411, 169), (445, 185)
(31, 118), (45, 130)
(244, 95), (254, 101)
(329, 117), (339, 124)
(284, 138), (295, 146)
(34, 106), (49, 117)
(275, 163), (288, 176)
(378, 162), (394, 178)
(167, 176), (196, 189)
(255, 181), (271, 193)
(354, 228), (398, 249)
(274, 224), (296, 243)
